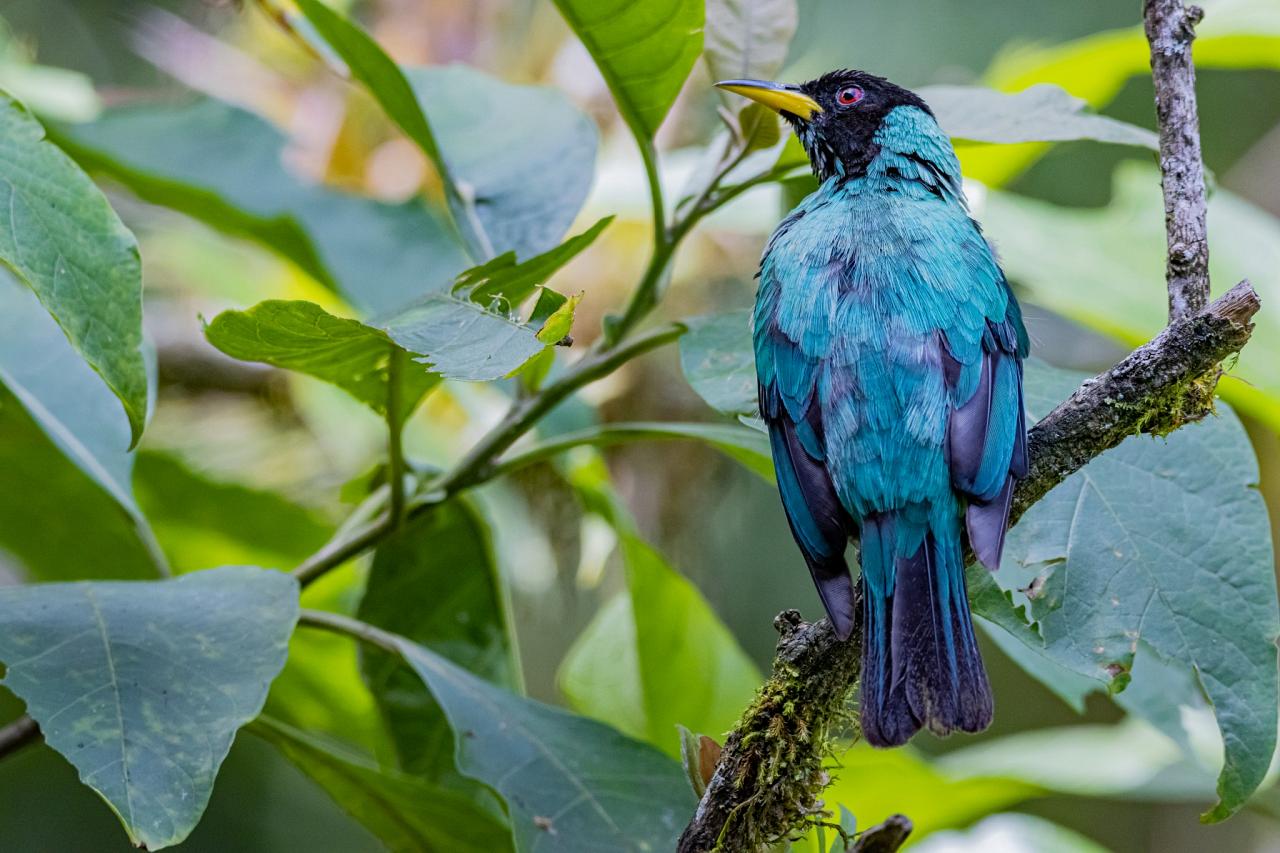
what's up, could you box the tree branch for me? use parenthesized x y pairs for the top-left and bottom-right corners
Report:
(679, 3), (1256, 846)
(1146, 0), (1211, 321)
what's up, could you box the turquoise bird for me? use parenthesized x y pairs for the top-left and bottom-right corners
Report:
(719, 71), (1028, 746)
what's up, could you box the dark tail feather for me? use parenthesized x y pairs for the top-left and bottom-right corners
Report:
(859, 515), (993, 747)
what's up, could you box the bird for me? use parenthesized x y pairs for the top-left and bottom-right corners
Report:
(718, 71), (1028, 747)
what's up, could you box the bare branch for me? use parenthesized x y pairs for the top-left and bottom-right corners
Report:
(1146, 0), (1211, 320)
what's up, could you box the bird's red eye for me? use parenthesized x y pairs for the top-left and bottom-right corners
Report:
(836, 86), (864, 106)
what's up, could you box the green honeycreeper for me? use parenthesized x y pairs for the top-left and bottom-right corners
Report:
(720, 72), (1028, 747)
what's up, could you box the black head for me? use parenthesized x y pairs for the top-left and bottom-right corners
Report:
(717, 69), (932, 181)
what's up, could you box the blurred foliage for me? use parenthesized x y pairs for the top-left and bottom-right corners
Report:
(0, 1), (1277, 852)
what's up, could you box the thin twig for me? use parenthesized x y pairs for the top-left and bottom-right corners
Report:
(1146, 0), (1211, 321)
(0, 715), (40, 760)
(385, 345), (407, 528)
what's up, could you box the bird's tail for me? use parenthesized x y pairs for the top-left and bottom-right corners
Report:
(857, 510), (992, 747)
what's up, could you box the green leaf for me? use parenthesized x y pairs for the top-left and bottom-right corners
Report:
(133, 451), (333, 573)
(980, 163), (1280, 431)
(815, 743), (1038, 844)
(52, 99), (468, 315)
(380, 292), (557, 381)
(0, 92), (147, 444)
(407, 65), (599, 261)
(460, 216), (612, 309)
(559, 464), (761, 756)
(568, 536), (761, 756)
(918, 83), (1158, 148)
(0, 271), (160, 580)
(704, 0), (798, 85)
(392, 634), (695, 851)
(551, 0), (704, 139)
(0, 382), (160, 581)
(968, 0), (1280, 185)
(204, 300), (439, 421)
(678, 310), (758, 419)
(737, 102), (783, 153)
(292, 3), (598, 262)
(358, 500), (518, 779)
(0, 566), (299, 849)
(534, 292), (580, 346)
(251, 716), (513, 853)
(992, 361), (1278, 821)
(939, 717), (1213, 803)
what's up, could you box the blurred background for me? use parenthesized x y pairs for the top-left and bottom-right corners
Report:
(0, 0), (1277, 851)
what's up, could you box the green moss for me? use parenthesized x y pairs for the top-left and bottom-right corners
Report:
(714, 663), (857, 851)
(1123, 371), (1219, 437)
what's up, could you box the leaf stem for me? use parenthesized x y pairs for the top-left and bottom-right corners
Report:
(385, 346), (407, 528)
(297, 608), (402, 656)
(292, 514), (393, 587)
(486, 421), (736, 481)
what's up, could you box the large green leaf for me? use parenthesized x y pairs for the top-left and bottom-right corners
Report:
(704, 0), (798, 85)
(815, 743), (1038, 844)
(133, 451), (333, 573)
(967, 0), (1280, 185)
(0, 92), (146, 443)
(678, 310), (758, 419)
(0, 272), (159, 581)
(0, 566), (299, 849)
(919, 83), (1158, 148)
(392, 635), (695, 852)
(251, 716), (512, 853)
(204, 300), (439, 421)
(992, 361), (1278, 821)
(358, 500), (518, 778)
(407, 65), (599, 261)
(551, 0), (704, 140)
(939, 717), (1214, 803)
(292, 3), (597, 262)
(980, 163), (1280, 431)
(52, 99), (468, 315)
(560, 536), (762, 756)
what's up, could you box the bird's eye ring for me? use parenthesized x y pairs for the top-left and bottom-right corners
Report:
(836, 86), (864, 107)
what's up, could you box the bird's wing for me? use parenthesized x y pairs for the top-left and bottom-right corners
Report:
(754, 215), (857, 638)
(944, 275), (1029, 570)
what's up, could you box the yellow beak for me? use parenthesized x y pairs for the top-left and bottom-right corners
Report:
(715, 79), (823, 120)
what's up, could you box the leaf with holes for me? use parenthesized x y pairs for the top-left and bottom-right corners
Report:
(0, 92), (147, 444)
(0, 566), (299, 849)
(204, 300), (438, 422)
(993, 361), (1279, 822)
